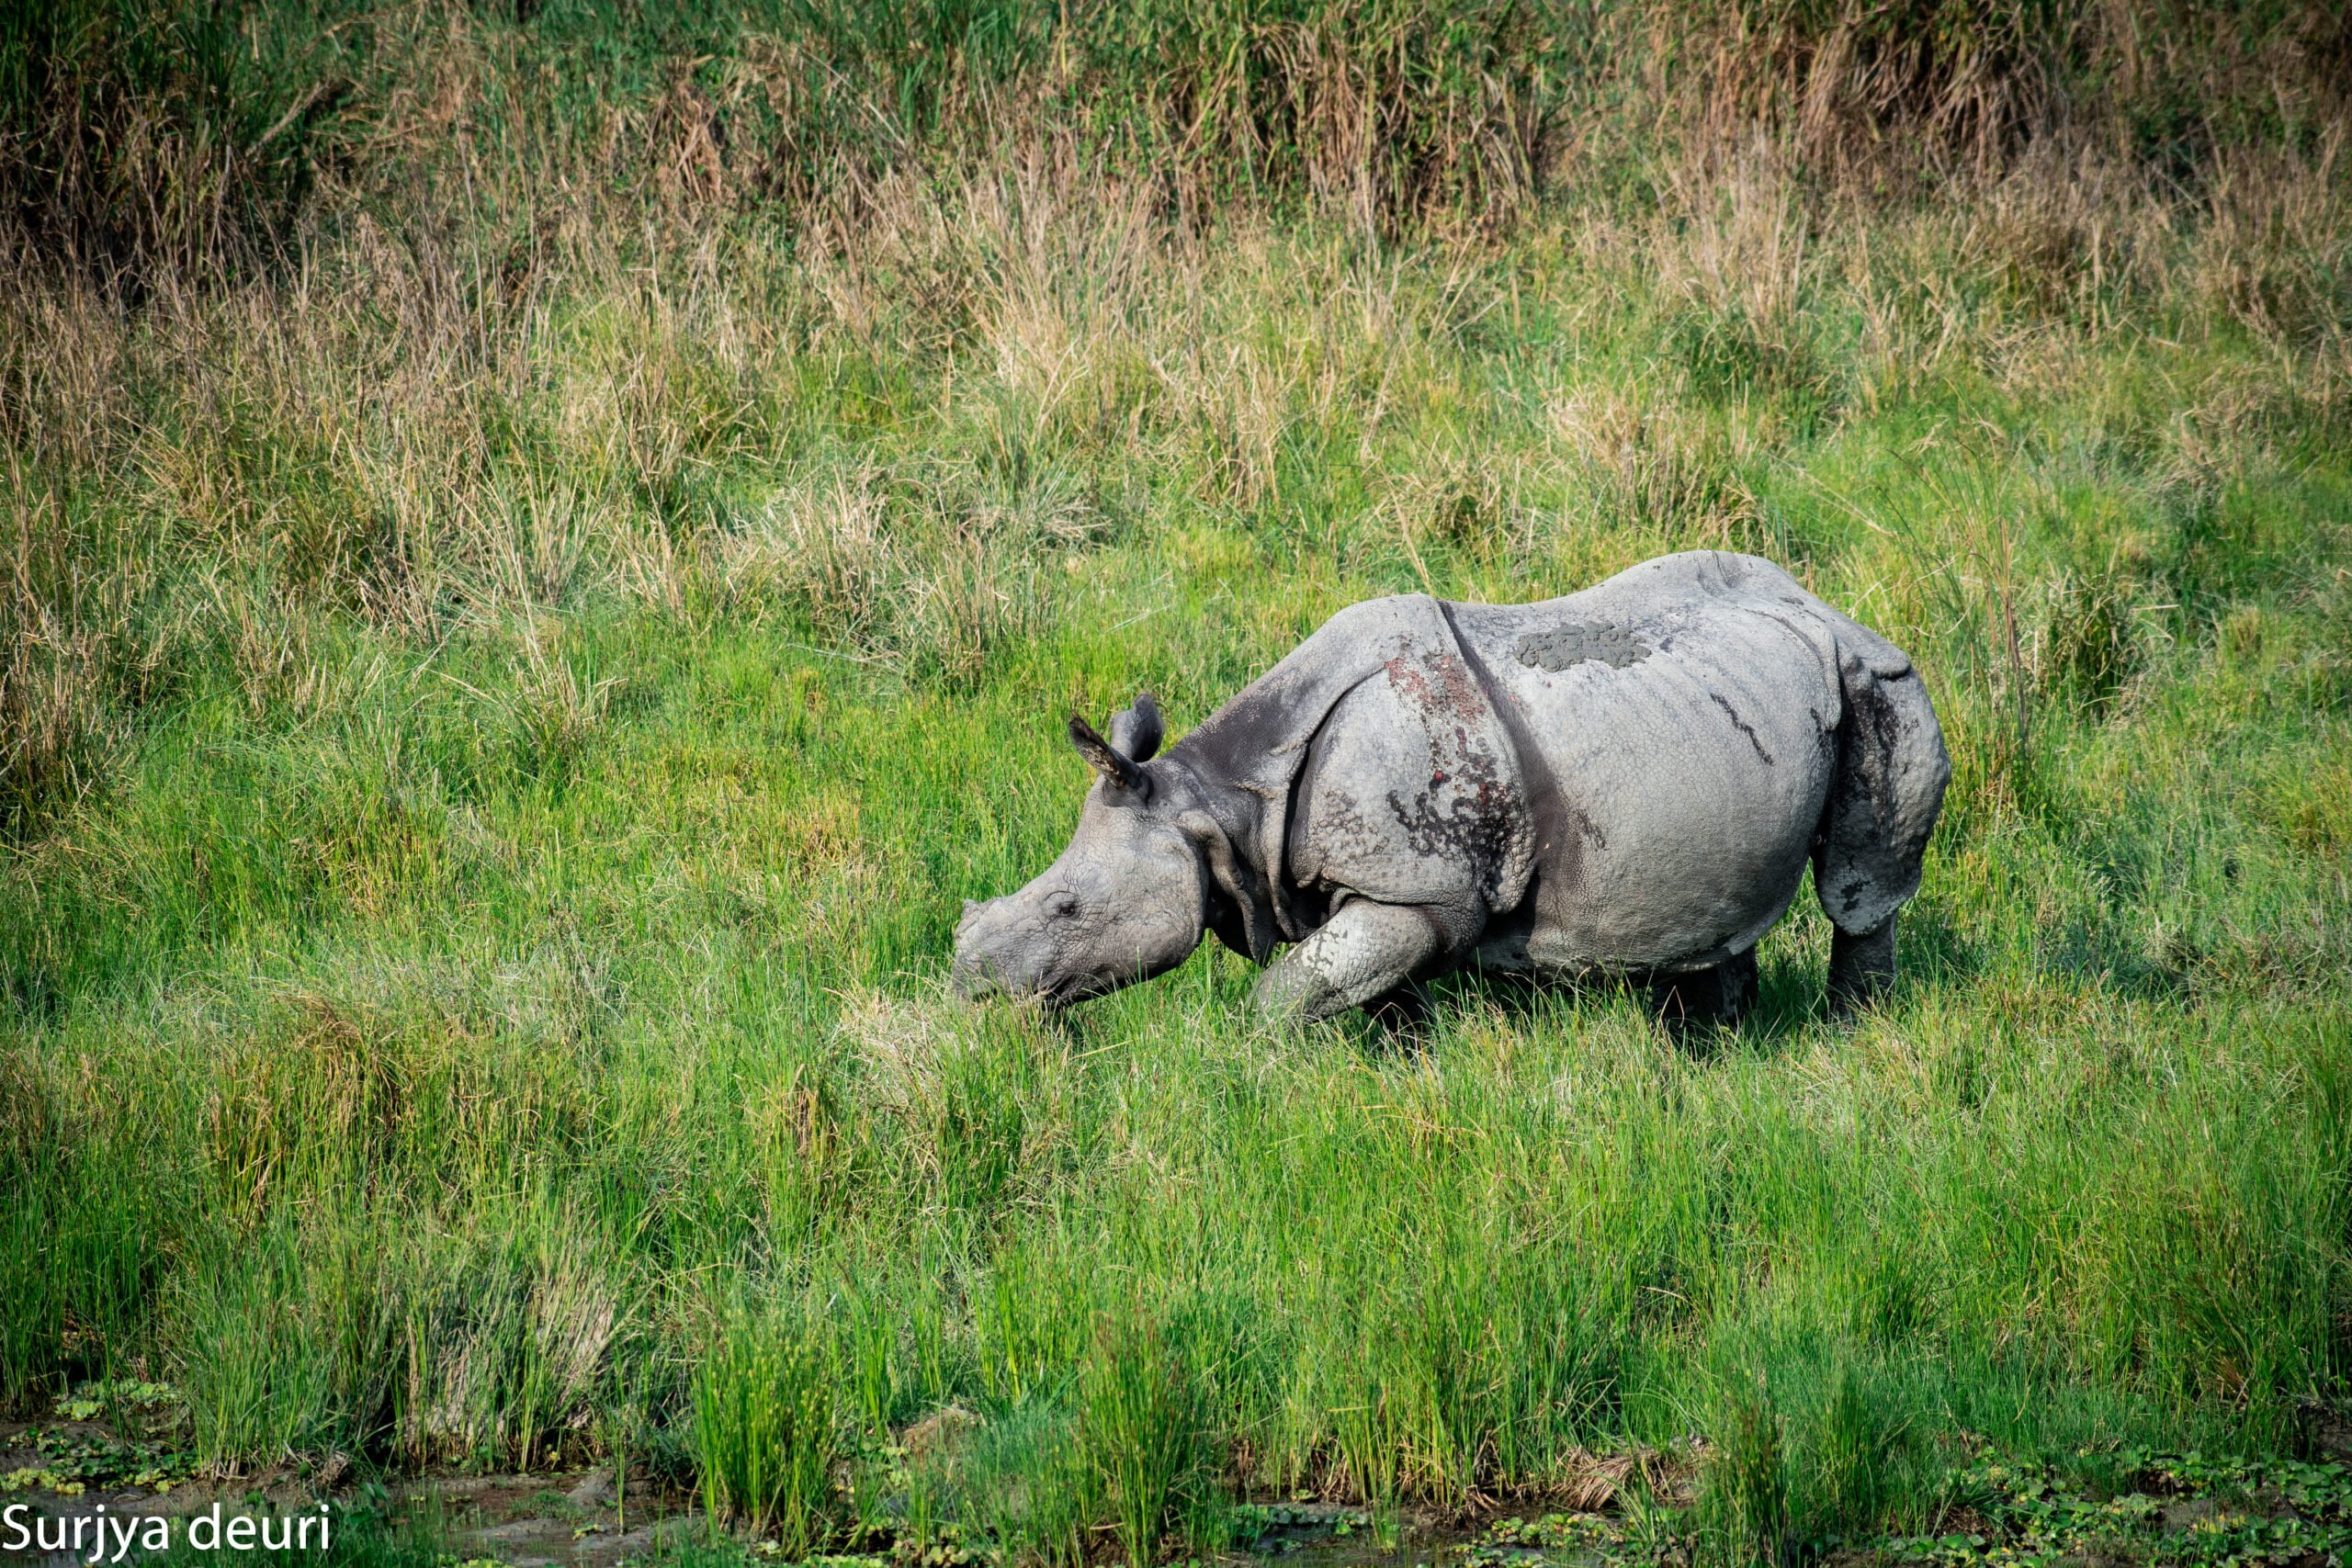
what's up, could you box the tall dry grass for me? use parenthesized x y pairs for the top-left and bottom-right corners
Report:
(7, 69), (2351, 829)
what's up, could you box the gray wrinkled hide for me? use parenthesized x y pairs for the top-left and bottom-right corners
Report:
(952, 551), (1950, 1023)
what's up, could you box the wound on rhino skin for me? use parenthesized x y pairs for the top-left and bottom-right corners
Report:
(1514, 620), (1653, 671)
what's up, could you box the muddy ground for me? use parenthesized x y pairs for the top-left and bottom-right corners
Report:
(1, 1424), (1442, 1568)
(13, 1416), (2352, 1568)
(2, 1423), (708, 1568)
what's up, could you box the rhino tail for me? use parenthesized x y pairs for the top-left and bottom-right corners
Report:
(1811, 629), (1951, 937)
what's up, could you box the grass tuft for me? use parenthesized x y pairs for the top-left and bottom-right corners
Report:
(693, 1309), (842, 1554)
(1702, 1376), (1792, 1568)
(1081, 1306), (1220, 1568)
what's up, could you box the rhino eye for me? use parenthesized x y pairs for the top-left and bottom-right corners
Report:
(1046, 891), (1080, 920)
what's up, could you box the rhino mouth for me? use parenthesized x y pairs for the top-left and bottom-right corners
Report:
(951, 950), (1030, 1002)
(950, 939), (1071, 1009)
(955, 964), (1093, 1011)
(1041, 970), (1116, 1010)
(952, 934), (1143, 1010)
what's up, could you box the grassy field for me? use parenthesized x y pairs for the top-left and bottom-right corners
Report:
(4, 1), (2351, 1563)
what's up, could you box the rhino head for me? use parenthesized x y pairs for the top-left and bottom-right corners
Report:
(951, 694), (1215, 1009)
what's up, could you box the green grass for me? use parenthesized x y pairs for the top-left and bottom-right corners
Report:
(4, 4), (2352, 1565)
(695, 1310), (840, 1553)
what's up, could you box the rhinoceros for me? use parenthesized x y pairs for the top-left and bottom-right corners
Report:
(952, 550), (1949, 1025)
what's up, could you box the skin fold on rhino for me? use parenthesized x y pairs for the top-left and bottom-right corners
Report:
(952, 550), (1951, 1026)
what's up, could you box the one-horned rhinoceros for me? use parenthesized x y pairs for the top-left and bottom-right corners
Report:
(952, 550), (1950, 1025)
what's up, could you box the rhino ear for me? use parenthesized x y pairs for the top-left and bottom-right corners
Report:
(1107, 693), (1162, 762)
(1069, 714), (1146, 792)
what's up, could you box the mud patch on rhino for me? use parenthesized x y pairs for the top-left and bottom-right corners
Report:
(1515, 620), (1652, 672)
(1384, 746), (1525, 897)
(1710, 691), (1775, 764)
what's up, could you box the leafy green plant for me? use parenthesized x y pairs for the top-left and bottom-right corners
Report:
(1881, 1450), (2352, 1567)
(0, 1427), (196, 1495)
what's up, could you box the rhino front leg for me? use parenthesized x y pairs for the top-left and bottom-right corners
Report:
(1252, 899), (1449, 1025)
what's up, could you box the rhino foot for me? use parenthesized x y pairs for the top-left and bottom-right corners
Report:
(1828, 914), (1897, 1013)
(1363, 980), (1434, 1038)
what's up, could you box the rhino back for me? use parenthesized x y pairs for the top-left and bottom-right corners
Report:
(1445, 553), (1847, 971)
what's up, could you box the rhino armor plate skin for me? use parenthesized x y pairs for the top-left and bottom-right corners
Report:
(952, 551), (1951, 1025)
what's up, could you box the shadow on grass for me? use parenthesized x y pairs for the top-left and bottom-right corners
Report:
(1046, 888), (1998, 1066)
(1417, 965), (1825, 1061)
(1413, 908), (1994, 1063)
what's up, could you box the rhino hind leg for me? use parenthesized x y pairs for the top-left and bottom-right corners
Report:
(1827, 914), (1896, 1012)
(1648, 948), (1758, 1032)
(1251, 898), (1452, 1026)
